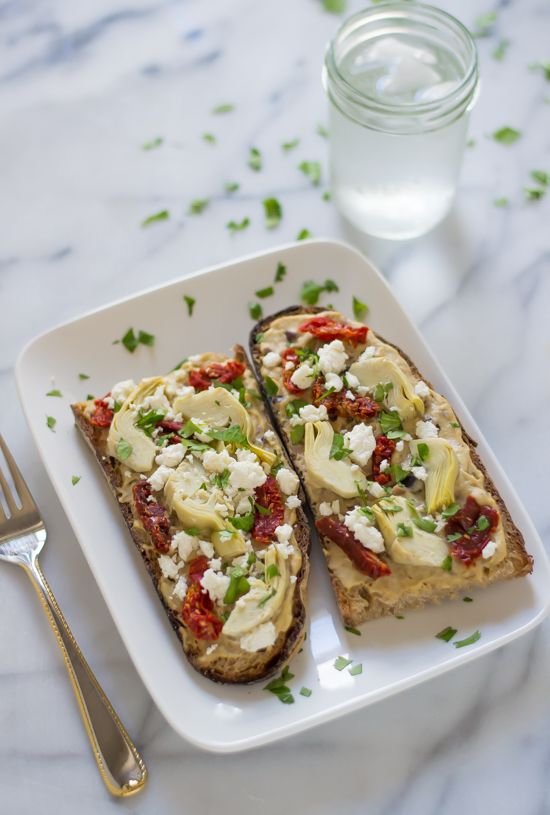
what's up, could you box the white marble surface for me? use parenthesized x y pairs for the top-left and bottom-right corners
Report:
(2, 0), (550, 812)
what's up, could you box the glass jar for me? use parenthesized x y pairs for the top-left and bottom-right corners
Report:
(323, 2), (479, 240)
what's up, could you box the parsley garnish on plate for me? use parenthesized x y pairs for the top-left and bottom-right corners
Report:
(299, 686), (312, 698)
(248, 147), (262, 171)
(224, 181), (240, 193)
(142, 137), (163, 150)
(296, 228), (312, 241)
(472, 10), (496, 38)
(529, 61), (550, 81)
(322, 0), (346, 14)
(322, 190), (332, 202)
(46, 389), (62, 398)
(300, 278), (338, 305)
(274, 262), (286, 283)
(263, 197), (282, 229)
(317, 124), (329, 138)
(494, 197), (509, 208)
(118, 328), (155, 353)
(264, 666), (295, 704)
(492, 126), (521, 145)
(141, 209), (170, 227)
(227, 217), (250, 233)
(345, 625), (361, 636)
(255, 286), (274, 299)
(202, 132), (216, 144)
(71, 475), (81, 486)
(298, 161), (322, 186)
(189, 199), (209, 215)
(525, 186), (546, 201)
(249, 302), (262, 320)
(463, 596), (474, 603)
(352, 296), (368, 320)
(78, 373), (90, 380)
(137, 330), (154, 347)
(349, 663), (363, 676)
(183, 294), (196, 316)
(46, 416), (56, 432)
(212, 103), (235, 114)
(531, 170), (550, 186)
(454, 630), (481, 648)
(435, 626), (457, 642)
(492, 39), (509, 61)
(282, 138), (300, 152)
(334, 656), (352, 671)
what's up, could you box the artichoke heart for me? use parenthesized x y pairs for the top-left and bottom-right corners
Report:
(304, 421), (367, 498)
(348, 358), (424, 421)
(372, 496), (449, 567)
(173, 387), (276, 466)
(211, 528), (248, 558)
(106, 377), (165, 472)
(410, 438), (458, 515)
(164, 460), (224, 532)
(222, 549), (289, 637)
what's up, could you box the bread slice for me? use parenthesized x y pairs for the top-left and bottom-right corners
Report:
(250, 306), (532, 627)
(72, 346), (310, 683)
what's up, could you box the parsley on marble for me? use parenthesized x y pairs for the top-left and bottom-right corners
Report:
(300, 278), (338, 305)
(472, 10), (496, 38)
(296, 228), (312, 240)
(183, 295), (196, 316)
(529, 62), (550, 81)
(263, 197), (282, 229)
(282, 138), (300, 152)
(189, 199), (209, 215)
(298, 160), (322, 186)
(322, 0), (346, 13)
(248, 147), (262, 171)
(524, 186), (546, 201)
(492, 126), (521, 145)
(142, 137), (163, 150)
(212, 103), (235, 114)
(227, 217), (250, 233)
(317, 124), (329, 138)
(492, 39), (509, 61)
(322, 190), (332, 201)
(141, 209), (170, 227)
(463, 596), (474, 603)
(202, 132), (216, 144)
(494, 197), (509, 207)
(531, 170), (550, 186)
(224, 181), (240, 193)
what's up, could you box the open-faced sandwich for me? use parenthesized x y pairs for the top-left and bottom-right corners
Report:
(251, 307), (533, 627)
(72, 349), (310, 683)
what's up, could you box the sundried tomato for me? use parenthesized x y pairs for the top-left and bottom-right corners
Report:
(280, 347), (305, 394)
(132, 482), (171, 553)
(311, 378), (379, 421)
(251, 475), (285, 545)
(446, 496), (499, 566)
(89, 398), (114, 428)
(187, 554), (210, 584)
(181, 583), (223, 641)
(372, 435), (396, 486)
(299, 316), (368, 345)
(188, 359), (245, 392)
(316, 516), (391, 579)
(159, 419), (183, 433)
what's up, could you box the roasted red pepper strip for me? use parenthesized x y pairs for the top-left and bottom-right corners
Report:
(188, 359), (245, 392)
(316, 516), (391, 579)
(181, 583), (223, 641)
(251, 475), (285, 545)
(280, 347), (304, 394)
(311, 378), (379, 421)
(132, 482), (172, 553)
(446, 496), (499, 566)
(187, 554), (210, 584)
(89, 398), (114, 428)
(299, 316), (368, 345)
(371, 435), (396, 486)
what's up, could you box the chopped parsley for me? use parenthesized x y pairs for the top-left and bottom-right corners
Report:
(264, 666), (295, 704)
(224, 181), (240, 193)
(227, 217), (250, 233)
(142, 136), (163, 150)
(334, 656), (352, 671)
(46, 415), (56, 431)
(137, 329), (155, 347)
(286, 399), (308, 417)
(298, 160), (322, 186)
(86, 394), (95, 401)
(300, 278), (338, 305)
(435, 625), (457, 642)
(348, 663), (363, 676)
(352, 296), (368, 320)
(184, 527), (201, 537)
(263, 198), (282, 229)
(249, 302), (263, 320)
(258, 587), (276, 608)
(397, 523), (413, 538)
(531, 170), (550, 186)
(71, 475), (81, 486)
(492, 126), (521, 145)
(476, 515), (491, 531)
(492, 39), (509, 61)
(202, 132), (216, 144)
(379, 411), (402, 434)
(296, 228), (312, 241)
(189, 198), (209, 215)
(317, 124), (329, 138)
(212, 469), (230, 489)
(274, 262), (286, 283)
(447, 532), (463, 542)
(330, 432), (351, 461)
(256, 286), (274, 299)
(525, 186), (545, 201)
(141, 209), (170, 227)
(282, 138), (300, 152)
(264, 376), (279, 397)
(46, 389), (62, 398)
(265, 563), (280, 580)
(450, 421), (461, 429)
(78, 373), (90, 380)
(135, 409), (165, 436)
(229, 511), (255, 533)
(183, 295), (196, 316)
(290, 425), (305, 445)
(322, 0), (346, 13)
(322, 190), (332, 201)
(463, 596), (474, 603)
(441, 503), (460, 518)
(116, 439), (133, 461)
(454, 630), (481, 649)
(223, 567), (250, 605)
(441, 555), (453, 572)
(212, 103), (234, 114)
(416, 442), (429, 461)
(413, 516), (437, 533)
(207, 425), (248, 446)
(494, 197), (509, 208)
(248, 147), (262, 171)
(299, 686), (312, 697)
(529, 61), (550, 81)
(472, 10), (496, 37)
(345, 625), (361, 636)
(119, 327), (155, 353)
(389, 463), (410, 483)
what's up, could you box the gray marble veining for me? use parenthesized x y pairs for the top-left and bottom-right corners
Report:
(1, 0), (549, 812)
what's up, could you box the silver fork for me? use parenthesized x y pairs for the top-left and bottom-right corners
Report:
(0, 434), (147, 797)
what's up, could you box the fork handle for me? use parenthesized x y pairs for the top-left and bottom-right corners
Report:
(22, 556), (147, 797)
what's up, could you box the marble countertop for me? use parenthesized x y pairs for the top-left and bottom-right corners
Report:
(2, 0), (550, 812)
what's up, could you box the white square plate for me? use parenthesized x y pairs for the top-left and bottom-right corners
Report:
(16, 240), (550, 753)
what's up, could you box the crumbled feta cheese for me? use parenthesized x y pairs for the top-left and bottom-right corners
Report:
(290, 362), (316, 390)
(155, 443), (185, 468)
(205, 644), (218, 656)
(202, 448), (234, 473)
(214, 502), (229, 518)
(389, 406), (400, 413)
(141, 384), (170, 413)
(228, 460), (267, 492)
(236, 448), (257, 463)
(319, 501), (333, 516)
(284, 361), (294, 371)
(264, 429), (277, 446)
(345, 390), (356, 401)
(297, 404), (328, 424)
(324, 372), (343, 392)
(262, 351), (281, 368)
(395, 440), (404, 452)
(165, 380), (195, 399)
(357, 345), (377, 362)
(240, 621), (277, 653)
(171, 576), (188, 600)
(414, 380), (430, 399)
(482, 539), (497, 559)
(110, 379), (136, 405)
(411, 466), (428, 481)
(234, 495), (253, 515)
(416, 420), (439, 439)
(344, 508), (385, 553)
(318, 340), (348, 374)
(275, 541), (294, 559)
(290, 575), (297, 584)
(379, 459), (390, 473)
(344, 372), (360, 390)
(275, 524), (293, 544)
(276, 467), (299, 495)
(200, 569), (230, 604)
(172, 531), (197, 562)
(209, 557), (222, 571)
(286, 495), (302, 509)
(147, 465), (174, 491)
(343, 423), (376, 467)
(158, 554), (179, 580)
(367, 481), (385, 498)
(199, 540), (215, 559)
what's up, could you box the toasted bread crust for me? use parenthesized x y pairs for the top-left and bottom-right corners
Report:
(250, 306), (533, 627)
(71, 347), (310, 683)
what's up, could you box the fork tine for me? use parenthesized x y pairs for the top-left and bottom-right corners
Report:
(0, 434), (35, 513)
